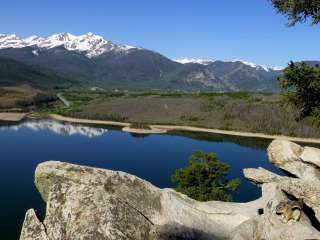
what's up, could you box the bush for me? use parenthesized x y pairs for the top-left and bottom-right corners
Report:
(16, 93), (57, 109)
(33, 93), (57, 106)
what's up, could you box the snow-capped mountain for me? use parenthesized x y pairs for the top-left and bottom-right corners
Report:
(0, 33), (282, 70)
(0, 33), (137, 58)
(174, 58), (214, 65)
(5, 120), (108, 138)
(230, 60), (284, 72)
(175, 58), (283, 72)
(0, 32), (285, 92)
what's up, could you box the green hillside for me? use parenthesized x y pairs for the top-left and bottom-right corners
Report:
(0, 57), (75, 89)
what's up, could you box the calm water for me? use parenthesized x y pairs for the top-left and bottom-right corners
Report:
(0, 119), (283, 240)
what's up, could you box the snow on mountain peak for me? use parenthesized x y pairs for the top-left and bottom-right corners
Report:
(49, 32), (77, 41)
(175, 58), (215, 65)
(0, 34), (25, 49)
(231, 59), (283, 72)
(269, 66), (284, 71)
(231, 59), (270, 72)
(175, 58), (284, 71)
(83, 32), (100, 39)
(0, 32), (138, 58)
(0, 33), (285, 70)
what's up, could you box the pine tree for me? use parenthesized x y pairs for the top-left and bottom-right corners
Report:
(172, 151), (240, 202)
(270, 0), (320, 26)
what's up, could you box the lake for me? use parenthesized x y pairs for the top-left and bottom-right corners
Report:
(0, 119), (283, 240)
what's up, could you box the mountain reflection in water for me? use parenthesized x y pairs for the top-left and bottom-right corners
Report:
(1, 120), (108, 138)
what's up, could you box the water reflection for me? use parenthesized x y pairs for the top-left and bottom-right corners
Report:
(0, 119), (281, 239)
(168, 130), (272, 150)
(0, 120), (108, 138)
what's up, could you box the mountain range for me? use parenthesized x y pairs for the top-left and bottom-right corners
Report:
(0, 32), (285, 91)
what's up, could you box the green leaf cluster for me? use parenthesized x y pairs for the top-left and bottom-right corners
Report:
(279, 62), (320, 121)
(270, 0), (320, 26)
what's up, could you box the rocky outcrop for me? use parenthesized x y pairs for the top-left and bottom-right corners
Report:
(23, 161), (277, 239)
(20, 139), (320, 239)
(300, 146), (320, 168)
(229, 182), (319, 240)
(267, 139), (320, 180)
(246, 140), (320, 223)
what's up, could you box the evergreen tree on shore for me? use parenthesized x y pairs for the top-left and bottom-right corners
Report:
(172, 151), (240, 202)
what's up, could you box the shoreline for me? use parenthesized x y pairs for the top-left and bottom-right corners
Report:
(49, 114), (130, 127)
(49, 114), (320, 144)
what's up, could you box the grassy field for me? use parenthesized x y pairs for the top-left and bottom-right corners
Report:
(46, 90), (320, 138)
(0, 85), (40, 110)
(0, 84), (59, 112)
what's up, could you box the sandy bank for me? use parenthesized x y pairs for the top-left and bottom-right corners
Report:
(122, 126), (167, 134)
(49, 114), (320, 144)
(0, 112), (28, 122)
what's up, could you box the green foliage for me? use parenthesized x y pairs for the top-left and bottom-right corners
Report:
(53, 84), (72, 91)
(70, 112), (128, 122)
(0, 88), (17, 98)
(199, 91), (250, 99)
(0, 57), (75, 89)
(42, 90), (320, 138)
(16, 93), (57, 109)
(270, 0), (320, 26)
(179, 114), (200, 122)
(172, 151), (240, 202)
(310, 106), (320, 127)
(279, 62), (320, 119)
(226, 92), (250, 99)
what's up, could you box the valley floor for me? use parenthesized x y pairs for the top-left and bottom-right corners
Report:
(50, 90), (320, 139)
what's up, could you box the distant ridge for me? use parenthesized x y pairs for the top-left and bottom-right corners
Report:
(0, 32), (286, 91)
(174, 58), (284, 71)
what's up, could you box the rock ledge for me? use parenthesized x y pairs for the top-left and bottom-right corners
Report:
(20, 139), (320, 240)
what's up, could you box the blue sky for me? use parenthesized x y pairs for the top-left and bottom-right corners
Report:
(1, 0), (319, 67)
